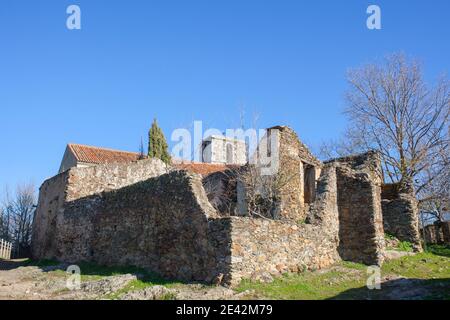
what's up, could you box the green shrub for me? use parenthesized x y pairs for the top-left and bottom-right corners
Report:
(397, 241), (413, 252)
(384, 233), (396, 241)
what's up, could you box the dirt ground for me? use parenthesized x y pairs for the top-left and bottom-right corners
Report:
(0, 259), (250, 300)
(1, 251), (449, 300)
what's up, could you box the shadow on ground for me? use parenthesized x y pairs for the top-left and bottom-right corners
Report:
(424, 245), (450, 258)
(329, 277), (450, 300)
(0, 258), (191, 286)
(0, 258), (30, 271)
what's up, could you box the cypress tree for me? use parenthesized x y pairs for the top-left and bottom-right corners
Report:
(148, 118), (171, 164)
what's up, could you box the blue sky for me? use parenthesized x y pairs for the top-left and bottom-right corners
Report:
(0, 0), (449, 190)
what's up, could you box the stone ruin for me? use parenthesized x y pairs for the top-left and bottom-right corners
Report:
(31, 126), (422, 286)
(421, 221), (450, 245)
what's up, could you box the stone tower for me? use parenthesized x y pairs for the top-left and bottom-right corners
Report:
(201, 135), (247, 165)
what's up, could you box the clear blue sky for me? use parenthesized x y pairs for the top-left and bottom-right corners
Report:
(0, 0), (449, 190)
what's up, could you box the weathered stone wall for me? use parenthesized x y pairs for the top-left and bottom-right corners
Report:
(65, 158), (168, 201)
(225, 157), (386, 284)
(271, 126), (322, 221)
(227, 163), (341, 285)
(228, 217), (340, 285)
(32, 159), (168, 259)
(381, 182), (422, 251)
(32, 171), (70, 260)
(33, 152), (377, 286)
(54, 171), (234, 283)
(34, 168), (234, 283)
(422, 221), (450, 244)
(324, 152), (385, 265)
(33, 131), (394, 286)
(443, 222), (450, 244)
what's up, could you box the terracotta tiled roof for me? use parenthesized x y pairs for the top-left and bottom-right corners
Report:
(68, 143), (141, 165)
(172, 161), (238, 176)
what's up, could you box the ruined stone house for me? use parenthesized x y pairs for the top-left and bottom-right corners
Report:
(32, 126), (422, 286)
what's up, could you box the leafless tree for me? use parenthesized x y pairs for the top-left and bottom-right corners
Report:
(321, 53), (449, 200)
(1, 184), (36, 257)
(417, 158), (450, 223)
(138, 136), (146, 160)
(0, 206), (8, 240)
(232, 163), (298, 220)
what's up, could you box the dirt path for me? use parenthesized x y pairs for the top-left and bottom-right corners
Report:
(0, 259), (249, 300)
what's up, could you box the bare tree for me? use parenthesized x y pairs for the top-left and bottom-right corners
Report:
(322, 53), (449, 197)
(417, 158), (450, 223)
(0, 206), (7, 240)
(138, 136), (146, 160)
(1, 184), (36, 257)
(232, 162), (299, 220)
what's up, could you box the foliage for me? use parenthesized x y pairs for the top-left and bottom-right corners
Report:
(425, 244), (450, 257)
(397, 241), (414, 252)
(148, 118), (171, 164)
(384, 233), (396, 241)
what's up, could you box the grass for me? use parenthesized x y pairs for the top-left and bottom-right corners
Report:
(382, 250), (450, 279)
(22, 259), (60, 267)
(19, 245), (450, 300)
(397, 241), (414, 252)
(384, 233), (414, 252)
(238, 269), (367, 300)
(237, 245), (450, 300)
(425, 244), (450, 257)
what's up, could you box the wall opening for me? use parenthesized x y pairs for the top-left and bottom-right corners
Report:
(303, 164), (316, 204)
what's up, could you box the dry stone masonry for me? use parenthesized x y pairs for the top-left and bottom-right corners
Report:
(32, 126), (422, 285)
(381, 182), (422, 251)
(422, 221), (450, 245)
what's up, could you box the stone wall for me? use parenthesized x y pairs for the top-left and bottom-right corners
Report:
(324, 152), (385, 265)
(32, 171), (70, 260)
(228, 217), (339, 285)
(34, 160), (339, 285)
(32, 158), (168, 259)
(443, 222), (450, 244)
(226, 156), (385, 284)
(270, 126), (321, 221)
(422, 221), (450, 244)
(381, 182), (422, 251)
(34, 168), (234, 283)
(65, 158), (168, 201)
(33, 132), (396, 286)
(226, 163), (341, 285)
(56, 171), (233, 282)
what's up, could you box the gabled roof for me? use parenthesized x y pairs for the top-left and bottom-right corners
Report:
(68, 143), (142, 165)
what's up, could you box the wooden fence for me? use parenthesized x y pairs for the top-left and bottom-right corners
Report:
(0, 239), (12, 260)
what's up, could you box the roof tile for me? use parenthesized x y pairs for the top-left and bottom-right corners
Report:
(68, 144), (141, 165)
